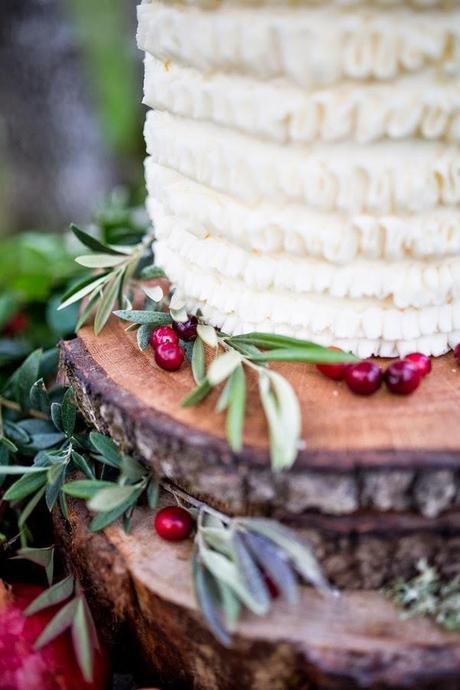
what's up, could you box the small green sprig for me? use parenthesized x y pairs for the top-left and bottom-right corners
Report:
(58, 224), (156, 335)
(386, 560), (460, 632)
(115, 295), (357, 471)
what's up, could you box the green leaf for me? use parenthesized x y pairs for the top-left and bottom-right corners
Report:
(120, 454), (145, 482)
(89, 486), (144, 531)
(193, 551), (232, 647)
(89, 432), (122, 467)
(215, 377), (232, 413)
(146, 478), (159, 509)
(229, 332), (354, 356)
(75, 291), (100, 332)
(3, 421), (30, 446)
(94, 270), (124, 335)
(75, 254), (126, 269)
(34, 598), (79, 649)
(28, 432), (66, 451)
(225, 365), (246, 453)
(13, 546), (55, 585)
(216, 579), (241, 633)
(137, 323), (152, 351)
(70, 451), (96, 479)
(139, 265), (166, 280)
(113, 309), (172, 326)
(29, 379), (50, 414)
(50, 402), (63, 431)
(45, 463), (67, 511)
(258, 371), (301, 471)
(58, 273), (110, 311)
(88, 484), (138, 512)
(252, 348), (357, 364)
(25, 576), (75, 616)
(241, 530), (298, 604)
(61, 390), (77, 437)
(207, 351), (242, 386)
(181, 379), (213, 408)
(12, 348), (42, 410)
(0, 465), (49, 476)
(239, 519), (330, 593)
(4, 471), (48, 501)
(198, 543), (267, 616)
(63, 479), (116, 499)
(231, 531), (270, 613)
(197, 324), (218, 348)
(18, 485), (47, 527)
(142, 285), (164, 302)
(191, 337), (205, 385)
(0, 436), (17, 453)
(70, 223), (126, 256)
(72, 598), (95, 682)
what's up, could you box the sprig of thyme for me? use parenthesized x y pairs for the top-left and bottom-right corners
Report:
(386, 560), (460, 632)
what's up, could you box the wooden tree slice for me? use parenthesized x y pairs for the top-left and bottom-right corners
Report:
(53, 499), (460, 690)
(59, 321), (460, 588)
(59, 317), (460, 521)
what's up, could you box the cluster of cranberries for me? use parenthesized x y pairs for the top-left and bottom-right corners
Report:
(317, 349), (433, 396)
(149, 315), (198, 371)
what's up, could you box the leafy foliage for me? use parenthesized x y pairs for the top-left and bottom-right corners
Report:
(387, 560), (460, 632)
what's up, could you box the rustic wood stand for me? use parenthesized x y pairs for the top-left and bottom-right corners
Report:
(57, 316), (460, 689)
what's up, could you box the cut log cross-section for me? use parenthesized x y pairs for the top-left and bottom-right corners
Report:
(59, 318), (460, 589)
(57, 318), (460, 689)
(53, 497), (460, 690)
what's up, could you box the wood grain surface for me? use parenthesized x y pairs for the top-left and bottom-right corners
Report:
(53, 498), (460, 690)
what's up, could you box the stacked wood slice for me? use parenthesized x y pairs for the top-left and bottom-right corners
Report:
(56, 316), (460, 690)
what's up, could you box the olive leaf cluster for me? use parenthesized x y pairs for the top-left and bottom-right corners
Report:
(181, 329), (357, 471)
(386, 559), (460, 632)
(0, 349), (158, 535)
(193, 511), (332, 646)
(13, 546), (100, 682)
(58, 224), (155, 335)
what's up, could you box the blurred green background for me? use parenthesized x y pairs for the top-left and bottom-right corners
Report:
(0, 0), (145, 236)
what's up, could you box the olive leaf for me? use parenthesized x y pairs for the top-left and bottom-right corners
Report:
(197, 324), (218, 348)
(258, 371), (301, 471)
(225, 365), (246, 452)
(191, 337), (206, 385)
(12, 546), (55, 585)
(94, 269), (124, 335)
(114, 309), (172, 326)
(63, 479), (117, 499)
(207, 351), (242, 386)
(75, 254), (126, 269)
(58, 273), (110, 311)
(137, 323), (153, 351)
(88, 484), (139, 512)
(140, 265), (166, 280)
(70, 223), (127, 256)
(25, 575), (75, 615)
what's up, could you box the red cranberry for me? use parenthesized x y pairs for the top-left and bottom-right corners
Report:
(404, 352), (432, 377)
(173, 315), (198, 342)
(345, 361), (382, 396)
(3, 312), (28, 337)
(154, 342), (184, 371)
(316, 347), (349, 381)
(154, 506), (194, 541)
(385, 359), (421, 395)
(149, 325), (179, 350)
(454, 343), (460, 363)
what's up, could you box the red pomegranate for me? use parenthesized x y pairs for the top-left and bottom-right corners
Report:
(0, 581), (110, 690)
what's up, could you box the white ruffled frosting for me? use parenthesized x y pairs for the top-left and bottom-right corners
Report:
(138, 2), (460, 88)
(144, 55), (460, 144)
(138, 0), (460, 357)
(145, 111), (460, 214)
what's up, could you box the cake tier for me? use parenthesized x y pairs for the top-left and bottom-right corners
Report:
(139, 0), (460, 357)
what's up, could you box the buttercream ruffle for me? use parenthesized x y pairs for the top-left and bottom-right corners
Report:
(145, 111), (460, 214)
(154, 240), (460, 357)
(153, 218), (460, 308)
(138, 2), (460, 88)
(144, 55), (460, 144)
(145, 162), (460, 264)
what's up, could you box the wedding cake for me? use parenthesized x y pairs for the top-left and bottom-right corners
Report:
(137, 0), (460, 358)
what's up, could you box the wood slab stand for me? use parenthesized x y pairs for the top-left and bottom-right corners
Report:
(57, 317), (460, 689)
